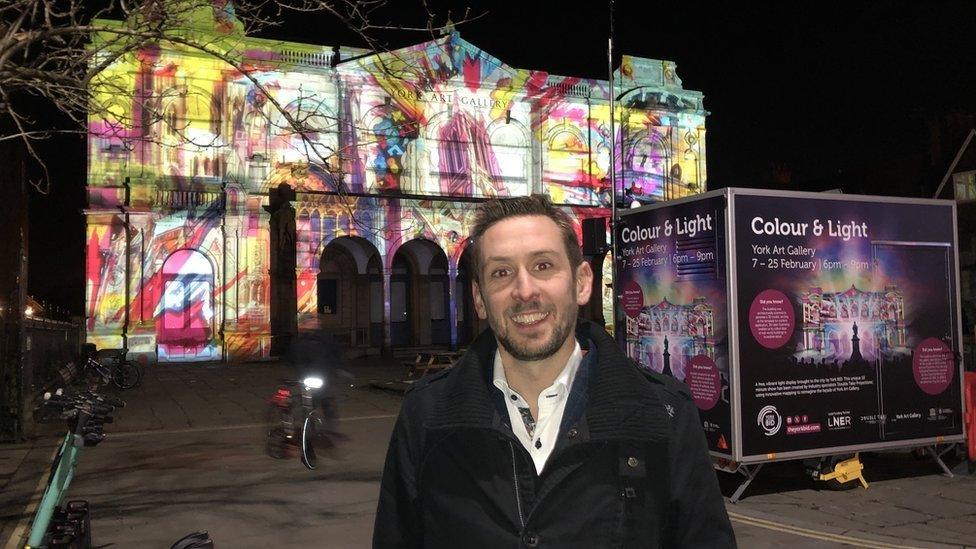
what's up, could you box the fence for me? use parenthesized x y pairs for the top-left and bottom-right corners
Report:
(0, 316), (82, 441)
(24, 317), (83, 392)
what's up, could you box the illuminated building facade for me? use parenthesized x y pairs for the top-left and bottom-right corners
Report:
(86, 5), (708, 362)
(798, 284), (906, 360)
(625, 297), (715, 379)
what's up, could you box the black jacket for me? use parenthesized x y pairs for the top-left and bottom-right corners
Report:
(374, 320), (735, 548)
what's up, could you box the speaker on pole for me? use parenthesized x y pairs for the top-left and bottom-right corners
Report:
(582, 217), (608, 255)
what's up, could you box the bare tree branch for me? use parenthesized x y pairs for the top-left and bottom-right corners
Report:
(0, 0), (482, 207)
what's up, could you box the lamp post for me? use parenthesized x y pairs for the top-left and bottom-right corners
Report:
(607, 78), (651, 339)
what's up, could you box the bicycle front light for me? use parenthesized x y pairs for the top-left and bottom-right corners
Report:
(302, 376), (324, 390)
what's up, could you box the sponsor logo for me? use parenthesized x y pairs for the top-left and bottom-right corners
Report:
(827, 410), (853, 431)
(859, 413), (886, 425)
(928, 407), (953, 421)
(894, 412), (921, 421)
(757, 405), (782, 436)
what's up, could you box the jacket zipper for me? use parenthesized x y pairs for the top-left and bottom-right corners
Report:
(509, 441), (526, 529)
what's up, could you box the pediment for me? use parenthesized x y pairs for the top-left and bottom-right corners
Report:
(343, 32), (533, 92)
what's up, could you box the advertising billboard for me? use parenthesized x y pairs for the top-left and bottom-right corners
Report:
(732, 191), (965, 461)
(617, 192), (733, 456)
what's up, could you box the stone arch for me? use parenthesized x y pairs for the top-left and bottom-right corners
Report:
(389, 238), (449, 346)
(314, 235), (382, 348)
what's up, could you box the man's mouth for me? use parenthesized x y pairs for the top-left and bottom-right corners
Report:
(511, 311), (549, 326)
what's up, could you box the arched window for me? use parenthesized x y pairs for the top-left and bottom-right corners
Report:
(624, 130), (670, 204)
(428, 110), (502, 198)
(544, 124), (590, 204)
(277, 97), (338, 167)
(489, 122), (529, 196)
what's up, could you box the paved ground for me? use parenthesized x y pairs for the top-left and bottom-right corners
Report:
(1, 357), (974, 548)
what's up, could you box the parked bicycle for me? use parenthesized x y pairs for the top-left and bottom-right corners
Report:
(25, 389), (125, 548)
(265, 375), (335, 469)
(80, 345), (141, 390)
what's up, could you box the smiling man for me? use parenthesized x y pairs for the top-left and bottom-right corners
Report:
(374, 195), (735, 548)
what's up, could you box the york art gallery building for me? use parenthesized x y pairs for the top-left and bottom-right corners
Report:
(85, 5), (708, 362)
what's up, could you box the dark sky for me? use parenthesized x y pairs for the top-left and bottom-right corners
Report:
(28, 1), (976, 314)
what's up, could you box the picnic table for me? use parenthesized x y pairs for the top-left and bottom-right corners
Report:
(402, 350), (461, 378)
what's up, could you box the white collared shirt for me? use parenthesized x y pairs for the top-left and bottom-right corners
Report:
(492, 342), (583, 475)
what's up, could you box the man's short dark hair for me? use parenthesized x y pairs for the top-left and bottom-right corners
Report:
(468, 194), (583, 284)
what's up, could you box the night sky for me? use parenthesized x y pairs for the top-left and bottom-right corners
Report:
(27, 1), (976, 314)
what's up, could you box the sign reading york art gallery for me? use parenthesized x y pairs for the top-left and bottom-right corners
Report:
(734, 194), (963, 458)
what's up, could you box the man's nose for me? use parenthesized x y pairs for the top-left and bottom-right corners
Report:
(511, 269), (540, 301)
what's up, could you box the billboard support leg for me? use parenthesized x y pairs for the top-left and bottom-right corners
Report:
(729, 463), (764, 504)
(926, 445), (955, 478)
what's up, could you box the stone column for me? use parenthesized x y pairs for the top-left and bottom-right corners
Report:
(448, 260), (458, 350)
(382, 267), (392, 356)
(265, 184), (297, 356)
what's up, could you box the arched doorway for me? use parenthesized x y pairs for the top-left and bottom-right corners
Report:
(391, 239), (449, 347)
(158, 249), (217, 361)
(317, 236), (381, 348)
(390, 253), (412, 346)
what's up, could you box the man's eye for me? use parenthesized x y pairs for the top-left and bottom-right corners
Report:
(535, 262), (553, 271)
(490, 268), (511, 278)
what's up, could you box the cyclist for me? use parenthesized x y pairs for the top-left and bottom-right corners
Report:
(287, 317), (349, 442)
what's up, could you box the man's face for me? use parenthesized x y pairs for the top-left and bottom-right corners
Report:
(472, 215), (593, 362)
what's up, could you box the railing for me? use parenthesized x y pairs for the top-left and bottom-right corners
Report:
(155, 189), (225, 210)
(547, 78), (592, 98)
(277, 49), (335, 68)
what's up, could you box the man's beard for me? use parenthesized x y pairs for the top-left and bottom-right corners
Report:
(486, 299), (576, 362)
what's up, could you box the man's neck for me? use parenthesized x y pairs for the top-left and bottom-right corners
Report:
(499, 338), (577, 417)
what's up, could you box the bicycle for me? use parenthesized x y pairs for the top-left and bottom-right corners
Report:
(25, 389), (125, 548)
(265, 375), (334, 470)
(80, 346), (141, 390)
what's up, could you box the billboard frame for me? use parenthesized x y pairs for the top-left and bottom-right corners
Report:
(618, 187), (967, 468)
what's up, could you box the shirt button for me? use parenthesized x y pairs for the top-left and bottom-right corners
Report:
(523, 532), (539, 547)
(510, 394), (518, 401)
(627, 457), (639, 468)
(567, 428), (578, 439)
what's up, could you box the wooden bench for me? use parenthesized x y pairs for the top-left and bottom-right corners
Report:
(402, 351), (459, 378)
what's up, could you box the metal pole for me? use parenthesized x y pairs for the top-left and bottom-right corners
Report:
(608, 1), (619, 340)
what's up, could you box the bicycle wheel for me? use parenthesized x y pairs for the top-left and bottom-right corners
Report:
(112, 361), (140, 390)
(300, 409), (319, 470)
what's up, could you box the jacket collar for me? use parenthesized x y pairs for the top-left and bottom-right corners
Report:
(425, 320), (668, 441)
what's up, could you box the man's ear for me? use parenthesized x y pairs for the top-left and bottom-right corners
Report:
(472, 280), (488, 320)
(575, 261), (594, 306)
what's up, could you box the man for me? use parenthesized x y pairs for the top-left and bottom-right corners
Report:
(374, 195), (735, 548)
(288, 317), (347, 437)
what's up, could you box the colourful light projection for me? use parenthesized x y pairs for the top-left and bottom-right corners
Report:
(86, 6), (707, 361)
